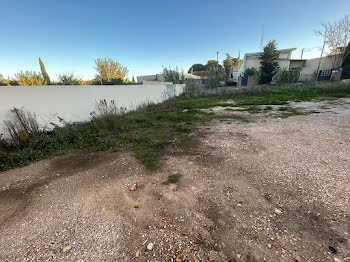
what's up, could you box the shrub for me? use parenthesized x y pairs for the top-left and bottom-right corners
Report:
(245, 67), (260, 77)
(163, 67), (185, 84)
(206, 67), (226, 88)
(184, 79), (199, 97)
(163, 173), (182, 184)
(90, 99), (126, 132)
(276, 68), (300, 84)
(57, 73), (85, 85)
(4, 107), (40, 146)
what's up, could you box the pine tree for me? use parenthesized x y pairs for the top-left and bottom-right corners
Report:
(39, 58), (51, 85)
(259, 40), (280, 84)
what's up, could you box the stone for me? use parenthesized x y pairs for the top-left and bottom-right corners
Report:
(147, 242), (154, 251)
(134, 204), (139, 208)
(135, 250), (140, 257)
(129, 185), (136, 191)
(267, 244), (272, 249)
(236, 254), (241, 259)
(169, 184), (178, 191)
(274, 208), (282, 214)
(334, 258), (342, 262)
(62, 245), (72, 252)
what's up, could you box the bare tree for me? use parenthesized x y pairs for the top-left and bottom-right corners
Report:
(315, 15), (350, 68)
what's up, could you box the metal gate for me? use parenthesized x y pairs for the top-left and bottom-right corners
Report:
(317, 69), (332, 81)
(241, 76), (248, 86)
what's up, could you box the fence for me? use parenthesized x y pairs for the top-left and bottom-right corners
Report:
(0, 84), (184, 137)
(298, 73), (316, 82)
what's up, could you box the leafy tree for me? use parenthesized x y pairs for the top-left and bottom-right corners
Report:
(39, 58), (51, 85)
(259, 40), (280, 84)
(132, 76), (135, 83)
(223, 53), (242, 78)
(95, 58), (128, 84)
(206, 66), (226, 88)
(15, 71), (45, 86)
(205, 60), (222, 71)
(188, 63), (206, 73)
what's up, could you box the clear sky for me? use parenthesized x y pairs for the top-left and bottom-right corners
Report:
(1, 0), (349, 80)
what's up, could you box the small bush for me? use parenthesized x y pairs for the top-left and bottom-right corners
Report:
(245, 67), (260, 77)
(57, 73), (85, 85)
(163, 173), (182, 184)
(184, 79), (198, 97)
(163, 67), (185, 84)
(4, 107), (40, 146)
(90, 100), (126, 132)
(275, 68), (300, 84)
(206, 67), (226, 88)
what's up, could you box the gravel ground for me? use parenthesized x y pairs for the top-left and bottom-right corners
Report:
(0, 99), (349, 262)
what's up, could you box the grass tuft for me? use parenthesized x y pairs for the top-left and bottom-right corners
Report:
(163, 173), (182, 185)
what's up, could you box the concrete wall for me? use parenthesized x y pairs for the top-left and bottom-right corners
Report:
(0, 84), (184, 137)
(137, 73), (201, 83)
(290, 60), (305, 69)
(136, 75), (158, 83)
(301, 56), (338, 75)
(244, 58), (291, 73)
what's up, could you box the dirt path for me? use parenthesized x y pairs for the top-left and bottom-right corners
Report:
(0, 99), (349, 262)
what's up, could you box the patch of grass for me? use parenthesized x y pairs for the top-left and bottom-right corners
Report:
(263, 106), (273, 111)
(163, 173), (182, 185)
(276, 106), (307, 118)
(2, 82), (350, 172)
(278, 106), (289, 111)
(245, 105), (262, 113)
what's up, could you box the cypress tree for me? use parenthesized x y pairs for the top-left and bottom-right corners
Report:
(39, 57), (51, 85)
(260, 40), (280, 84)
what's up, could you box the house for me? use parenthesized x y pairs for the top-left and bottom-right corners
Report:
(136, 72), (201, 83)
(300, 54), (342, 75)
(241, 48), (307, 74)
(228, 66), (241, 83)
(191, 70), (208, 78)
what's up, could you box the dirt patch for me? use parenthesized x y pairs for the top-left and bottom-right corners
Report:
(0, 99), (350, 261)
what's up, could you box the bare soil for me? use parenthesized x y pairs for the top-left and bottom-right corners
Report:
(0, 99), (349, 262)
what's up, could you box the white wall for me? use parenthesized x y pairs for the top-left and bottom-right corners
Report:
(243, 58), (291, 73)
(0, 84), (184, 137)
(301, 56), (338, 75)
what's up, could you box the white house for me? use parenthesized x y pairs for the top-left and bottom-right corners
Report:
(137, 73), (201, 84)
(228, 66), (241, 82)
(241, 48), (306, 74)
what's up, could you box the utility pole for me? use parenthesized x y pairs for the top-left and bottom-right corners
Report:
(216, 51), (219, 72)
(260, 25), (264, 52)
(216, 51), (219, 84)
(316, 40), (326, 80)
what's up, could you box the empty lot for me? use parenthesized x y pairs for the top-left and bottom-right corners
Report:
(0, 99), (349, 261)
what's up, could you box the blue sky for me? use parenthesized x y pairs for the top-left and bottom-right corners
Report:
(1, 0), (349, 80)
